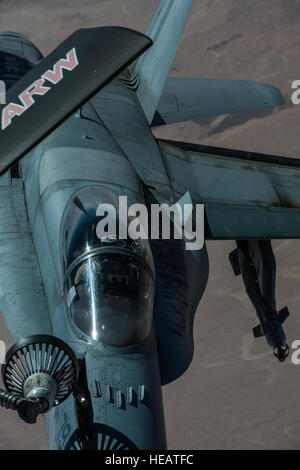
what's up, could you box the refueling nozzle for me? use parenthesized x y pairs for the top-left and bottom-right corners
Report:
(1, 335), (79, 423)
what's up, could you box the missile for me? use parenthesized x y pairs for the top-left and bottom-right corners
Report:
(252, 306), (289, 362)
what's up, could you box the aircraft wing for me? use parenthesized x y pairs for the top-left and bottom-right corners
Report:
(152, 139), (300, 240)
(151, 78), (284, 126)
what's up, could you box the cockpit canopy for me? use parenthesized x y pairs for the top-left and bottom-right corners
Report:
(61, 186), (155, 347)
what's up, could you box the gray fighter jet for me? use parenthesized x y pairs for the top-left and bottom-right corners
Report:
(0, 0), (295, 449)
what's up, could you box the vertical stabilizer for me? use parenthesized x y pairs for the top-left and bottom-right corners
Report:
(134, 0), (194, 123)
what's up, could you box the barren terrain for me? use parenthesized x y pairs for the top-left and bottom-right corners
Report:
(0, 0), (300, 450)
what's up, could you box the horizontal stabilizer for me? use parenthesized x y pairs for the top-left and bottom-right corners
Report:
(253, 324), (265, 338)
(0, 27), (152, 176)
(278, 306), (289, 324)
(152, 78), (284, 126)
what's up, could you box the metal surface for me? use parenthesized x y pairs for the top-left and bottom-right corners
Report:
(157, 139), (300, 239)
(134, 0), (194, 123)
(0, 27), (152, 175)
(0, 173), (51, 341)
(153, 78), (284, 126)
(24, 373), (57, 409)
(2, 335), (79, 406)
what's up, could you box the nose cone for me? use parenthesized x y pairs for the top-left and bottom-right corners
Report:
(0, 31), (43, 64)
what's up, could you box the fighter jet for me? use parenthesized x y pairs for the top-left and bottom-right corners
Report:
(0, 0), (296, 449)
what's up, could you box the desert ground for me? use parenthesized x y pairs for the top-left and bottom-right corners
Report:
(0, 0), (300, 450)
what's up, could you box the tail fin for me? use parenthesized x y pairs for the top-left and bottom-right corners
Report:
(133, 0), (194, 123)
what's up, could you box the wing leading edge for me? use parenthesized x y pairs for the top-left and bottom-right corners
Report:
(155, 139), (300, 240)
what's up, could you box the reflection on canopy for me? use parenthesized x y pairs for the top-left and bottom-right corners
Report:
(61, 186), (155, 346)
